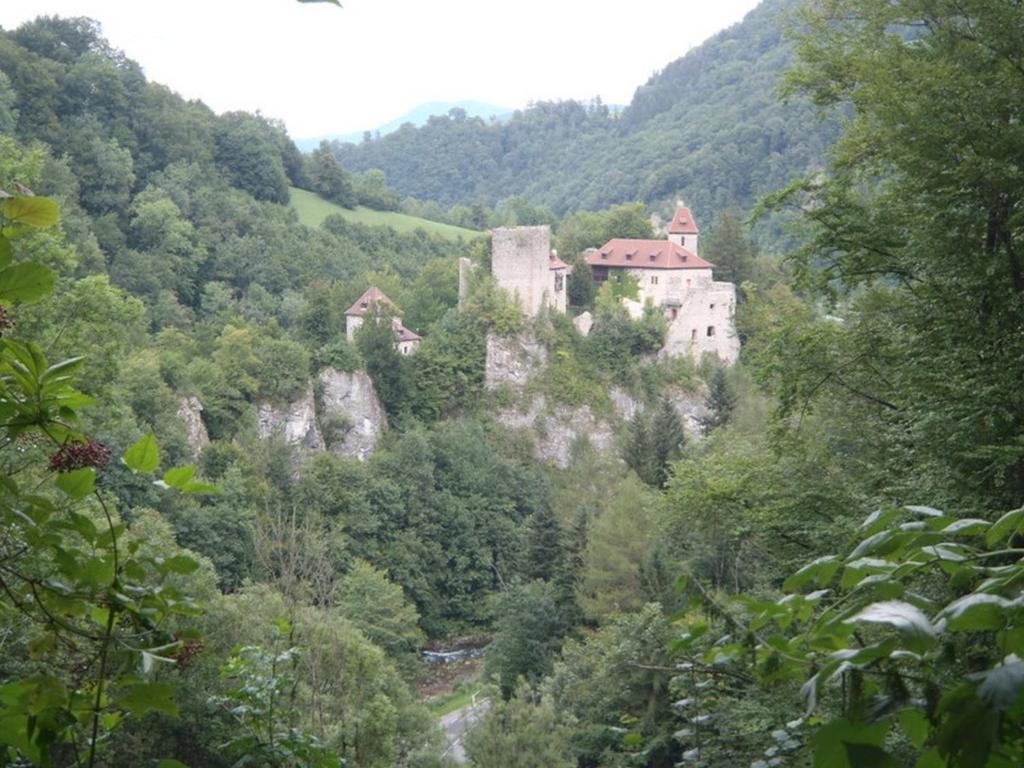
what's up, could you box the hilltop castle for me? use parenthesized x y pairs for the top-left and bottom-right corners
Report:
(485, 205), (739, 364)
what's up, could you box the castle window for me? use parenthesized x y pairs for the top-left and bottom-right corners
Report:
(555, 273), (564, 291)
(691, 328), (697, 341)
(707, 326), (715, 337)
(600, 251), (608, 259)
(625, 253), (633, 261)
(651, 276), (658, 285)
(649, 254), (656, 262)
(710, 303), (715, 310)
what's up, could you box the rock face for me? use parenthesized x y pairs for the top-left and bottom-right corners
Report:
(486, 333), (708, 468)
(485, 334), (547, 391)
(176, 396), (210, 456)
(255, 369), (386, 461)
(257, 387), (324, 450)
(317, 369), (386, 461)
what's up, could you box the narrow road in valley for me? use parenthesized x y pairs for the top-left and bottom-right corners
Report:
(440, 697), (490, 764)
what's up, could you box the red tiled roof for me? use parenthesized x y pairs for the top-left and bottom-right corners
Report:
(345, 286), (397, 317)
(392, 320), (421, 342)
(585, 239), (715, 270)
(667, 206), (699, 235)
(549, 254), (570, 270)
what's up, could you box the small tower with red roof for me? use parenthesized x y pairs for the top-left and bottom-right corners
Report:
(667, 201), (700, 254)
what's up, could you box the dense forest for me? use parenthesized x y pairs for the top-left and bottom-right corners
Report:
(2, 1), (1024, 767)
(332, 0), (842, 224)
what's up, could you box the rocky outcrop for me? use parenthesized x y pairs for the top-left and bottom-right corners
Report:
(573, 311), (594, 336)
(255, 369), (386, 461)
(485, 334), (547, 391)
(486, 332), (709, 467)
(257, 387), (324, 450)
(317, 368), (386, 461)
(176, 396), (210, 456)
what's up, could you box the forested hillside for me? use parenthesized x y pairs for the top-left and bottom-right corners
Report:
(333, 0), (840, 220)
(3, 2), (1024, 768)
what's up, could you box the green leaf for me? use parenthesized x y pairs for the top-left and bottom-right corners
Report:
(0, 236), (11, 268)
(55, 468), (95, 499)
(162, 465), (196, 489)
(844, 743), (897, 768)
(914, 748), (944, 768)
(811, 718), (888, 768)
(181, 481), (220, 495)
(898, 709), (929, 750)
(0, 196), (60, 227)
(117, 682), (178, 718)
(784, 555), (841, 592)
(123, 433), (159, 473)
(977, 661), (1024, 710)
(939, 594), (1010, 631)
(0, 262), (55, 303)
(849, 601), (936, 651)
(986, 507), (1024, 546)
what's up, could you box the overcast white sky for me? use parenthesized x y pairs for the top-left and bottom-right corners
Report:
(0, 0), (762, 139)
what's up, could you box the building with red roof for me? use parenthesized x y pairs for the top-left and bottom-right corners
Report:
(345, 287), (421, 355)
(583, 204), (738, 364)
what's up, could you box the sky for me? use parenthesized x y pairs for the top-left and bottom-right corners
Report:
(0, 0), (763, 140)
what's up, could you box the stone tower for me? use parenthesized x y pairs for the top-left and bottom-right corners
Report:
(491, 226), (552, 317)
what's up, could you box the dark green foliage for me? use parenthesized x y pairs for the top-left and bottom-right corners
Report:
(306, 140), (356, 207)
(623, 399), (685, 488)
(485, 581), (570, 699)
(566, 256), (595, 309)
(355, 305), (410, 419)
(522, 506), (565, 582)
(700, 367), (736, 435)
(702, 208), (759, 288)
(213, 112), (291, 203)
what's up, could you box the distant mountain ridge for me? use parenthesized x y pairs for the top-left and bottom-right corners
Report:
(331, 0), (838, 225)
(295, 100), (513, 152)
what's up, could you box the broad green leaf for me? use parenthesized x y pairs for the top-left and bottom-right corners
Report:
(939, 594), (1011, 631)
(123, 433), (159, 473)
(784, 555), (840, 592)
(844, 743), (897, 768)
(905, 505), (944, 518)
(0, 262), (55, 303)
(117, 682), (178, 718)
(162, 465), (196, 489)
(40, 356), (84, 383)
(941, 518), (990, 536)
(914, 748), (944, 768)
(55, 468), (95, 499)
(986, 507), (1024, 546)
(849, 601), (936, 650)
(161, 554), (200, 575)
(811, 718), (888, 768)
(0, 196), (59, 227)
(898, 709), (929, 748)
(977, 661), (1024, 710)
(181, 481), (220, 495)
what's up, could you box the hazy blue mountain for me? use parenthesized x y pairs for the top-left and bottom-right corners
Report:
(295, 100), (513, 151)
(331, 0), (837, 222)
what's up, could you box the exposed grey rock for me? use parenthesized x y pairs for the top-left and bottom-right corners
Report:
(317, 368), (386, 461)
(573, 311), (594, 336)
(257, 387), (324, 450)
(176, 396), (210, 456)
(485, 333), (547, 391)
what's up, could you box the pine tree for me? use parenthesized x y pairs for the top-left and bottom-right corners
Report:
(650, 396), (685, 488)
(623, 409), (656, 485)
(700, 367), (736, 436)
(523, 506), (564, 582)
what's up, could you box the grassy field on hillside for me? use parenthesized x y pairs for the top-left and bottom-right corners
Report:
(289, 187), (482, 240)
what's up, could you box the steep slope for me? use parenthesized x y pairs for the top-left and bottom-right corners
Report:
(333, 0), (838, 219)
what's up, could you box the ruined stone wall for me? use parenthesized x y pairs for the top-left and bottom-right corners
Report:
(491, 226), (551, 317)
(663, 281), (740, 364)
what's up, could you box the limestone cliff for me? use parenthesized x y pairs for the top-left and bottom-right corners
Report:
(485, 333), (706, 468)
(254, 368), (386, 461)
(176, 396), (210, 456)
(316, 368), (386, 461)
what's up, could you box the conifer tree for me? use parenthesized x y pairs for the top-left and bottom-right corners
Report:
(523, 505), (565, 582)
(700, 367), (736, 435)
(623, 409), (656, 485)
(650, 396), (685, 488)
